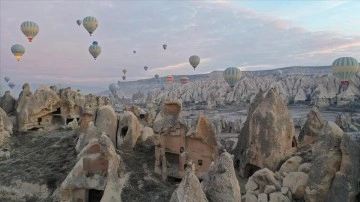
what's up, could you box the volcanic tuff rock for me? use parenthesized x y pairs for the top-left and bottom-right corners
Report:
(335, 112), (358, 132)
(0, 91), (16, 115)
(300, 108), (343, 201)
(201, 151), (241, 202)
(234, 88), (297, 177)
(327, 134), (360, 202)
(169, 163), (208, 202)
(95, 105), (118, 146)
(14, 84), (109, 132)
(59, 127), (125, 202)
(114, 72), (360, 108)
(117, 111), (141, 150)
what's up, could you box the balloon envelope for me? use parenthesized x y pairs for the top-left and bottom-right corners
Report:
(123, 69), (127, 74)
(189, 55), (200, 70)
(4, 77), (10, 83)
(133, 50), (136, 54)
(163, 44), (167, 50)
(76, 20), (82, 26)
(109, 83), (119, 94)
(92, 41), (98, 45)
(332, 57), (359, 85)
(21, 21), (39, 42)
(144, 66), (148, 71)
(8, 82), (15, 89)
(223, 67), (242, 88)
(180, 77), (189, 84)
(83, 16), (98, 36)
(166, 75), (174, 84)
(89, 43), (101, 60)
(11, 44), (25, 61)
(122, 75), (126, 80)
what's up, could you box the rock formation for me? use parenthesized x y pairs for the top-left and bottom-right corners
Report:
(335, 112), (358, 132)
(114, 72), (360, 108)
(299, 108), (343, 201)
(327, 134), (360, 201)
(201, 151), (241, 202)
(117, 111), (141, 150)
(0, 91), (16, 115)
(169, 162), (208, 202)
(154, 101), (218, 180)
(59, 123), (125, 202)
(234, 88), (297, 177)
(95, 105), (118, 146)
(243, 107), (360, 201)
(14, 84), (110, 132)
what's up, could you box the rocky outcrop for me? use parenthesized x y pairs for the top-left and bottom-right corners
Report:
(169, 162), (208, 202)
(0, 91), (16, 115)
(303, 110), (343, 202)
(117, 111), (141, 150)
(298, 107), (325, 147)
(59, 125), (125, 202)
(243, 106), (360, 202)
(95, 105), (118, 146)
(234, 88), (297, 177)
(14, 84), (110, 132)
(327, 134), (360, 202)
(282, 172), (308, 199)
(201, 151), (241, 202)
(335, 113), (358, 132)
(114, 71), (360, 108)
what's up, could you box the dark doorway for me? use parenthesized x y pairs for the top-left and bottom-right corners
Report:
(139, 114), (145, 119)
(121, 127), (128, 137)
(88, 189), (104, 202)
(52, 107), (61, 115)
(243, 164), (261, 178)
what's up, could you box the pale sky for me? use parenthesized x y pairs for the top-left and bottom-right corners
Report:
(1, 0), (360, 93)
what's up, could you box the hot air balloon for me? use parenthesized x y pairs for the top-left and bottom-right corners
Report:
(223, 67), (242, 88)
(133, 50), (136, 54)
(144, 66), (148, 71)
(123, 69), (127, 74)
(89, 41), (101, 60)
(4, 77), (10, 83)
(155, 74), (160, 83)
(166, 75), (174, 84)
(109, 83), (119, 94)
(122, 75), (126, 81)
(83, 16), (98, 36)
(76, 20), (82, 26)
(180, 77), (189, 84)
(332, 57), (359, 85)
(163, 44), (167, 50)
(11, 44), (25, 61)
(21, 21), (39, 42)
(189, 55), (200, 70)
(8, 82), (15, 89)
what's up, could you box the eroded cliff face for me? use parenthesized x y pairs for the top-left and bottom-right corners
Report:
(115, 73), (360, 108)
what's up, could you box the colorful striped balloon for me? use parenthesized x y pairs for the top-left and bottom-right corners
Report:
(223, 67), (242, 88)
(21, 21), (39, 42)
(83, 16), (98, 36)
(332, 57), (359, 85)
